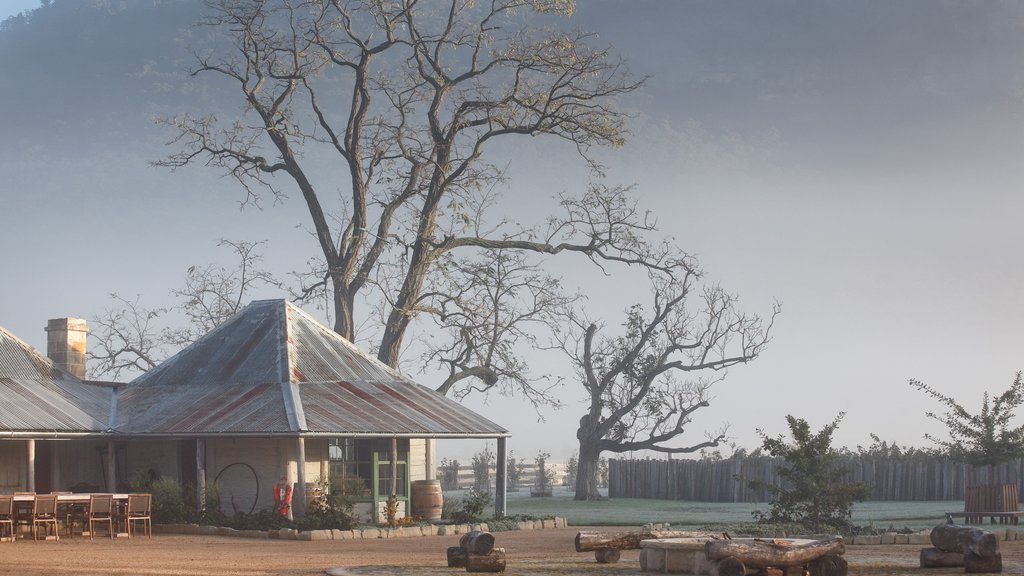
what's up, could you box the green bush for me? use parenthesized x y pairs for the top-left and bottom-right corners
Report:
(447, 487), (492, 523)
(747, 413), (871, 534)
(150, 477), (190, 524)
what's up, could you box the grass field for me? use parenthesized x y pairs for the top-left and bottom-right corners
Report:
(460, 487), (964, 531)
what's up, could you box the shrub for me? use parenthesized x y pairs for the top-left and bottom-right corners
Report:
(747, 413), (870, 533)
(447, 487), (492, 523)
(300, 477), (357, 530)
(150, 477), (190, 524)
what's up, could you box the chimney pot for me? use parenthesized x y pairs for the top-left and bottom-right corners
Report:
(45, 317), (88, 379)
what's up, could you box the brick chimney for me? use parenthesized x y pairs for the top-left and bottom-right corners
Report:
(45, 317), (88, 378)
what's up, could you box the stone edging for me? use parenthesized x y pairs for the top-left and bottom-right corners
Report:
(848, 528), (1022, 545)
(154, 517), (569, 541)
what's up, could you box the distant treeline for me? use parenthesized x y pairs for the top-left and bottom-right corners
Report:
(609, 455), (1024, 502)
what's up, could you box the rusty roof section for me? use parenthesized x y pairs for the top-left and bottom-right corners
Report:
(0, 326), (113, 435)
(119, 300), (507, 437)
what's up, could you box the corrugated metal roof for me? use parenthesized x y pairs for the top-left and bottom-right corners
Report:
(0, 327), (112, 434)
(120, 300), (508, 437)
(300, 380), (506, 436)
(118, 381), (289, 434)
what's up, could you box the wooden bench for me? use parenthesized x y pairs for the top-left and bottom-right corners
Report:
(529, 486), (552, 497)
(946, 511), (1024, 525)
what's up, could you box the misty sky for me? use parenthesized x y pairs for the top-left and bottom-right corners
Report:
(3, 0), (1024, 463)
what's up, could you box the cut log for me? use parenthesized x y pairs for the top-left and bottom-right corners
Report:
(964, 551), (1002, 574)
(707, 556), (746, 576)
(447, 546), (468, 568)
(807, 552), (848, 576)
(460, 531), (496, 555)
(705, 537), (845, 569)
(575, 529), (722, 552)
(930, 524), (999, 557)
(919, 547), (964, 568)
(594, 548), (621, 563)
(465, 548), (506, 573)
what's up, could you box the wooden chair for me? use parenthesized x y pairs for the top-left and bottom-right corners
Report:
(87, 494), (114, 540)
(12, 493), (34, 540)
(50, 492), (85, 538)
(125, 494), (152, 538)
(0, 495), (14, 543)
(31, 494), (59, 541)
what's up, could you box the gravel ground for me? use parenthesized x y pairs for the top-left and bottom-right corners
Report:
(1, 527), (1022, 575)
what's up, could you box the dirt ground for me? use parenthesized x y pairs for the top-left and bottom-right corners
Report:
(1, 527), (1023, 576)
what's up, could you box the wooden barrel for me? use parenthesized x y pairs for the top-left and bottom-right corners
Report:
(411, 479), (443, 521)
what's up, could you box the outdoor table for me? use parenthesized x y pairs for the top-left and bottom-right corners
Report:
(10, 493), (133, 538)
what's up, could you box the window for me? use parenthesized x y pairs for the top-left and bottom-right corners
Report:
(328, 438), (410, 499)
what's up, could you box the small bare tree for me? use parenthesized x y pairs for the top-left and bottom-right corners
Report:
(88, 239), (280, 379)
(556, 260), (778, 500)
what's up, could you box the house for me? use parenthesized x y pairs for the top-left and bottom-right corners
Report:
(0, 300), (510, 521)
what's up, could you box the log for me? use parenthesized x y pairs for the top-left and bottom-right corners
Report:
(964, 551), (1002, 574)
(707, 556), (746, 576)
(919, 547), (964, 568)
(447, 546), (468, 568)
(705, 538), (845, 569)
(460, 531), (496, 555)
(465, 548), (506, 573)
(930, 524), (999, 557)
(575, 529), (722, 552)
(807, 553), (848, 576)
(594, 548), (621, 563)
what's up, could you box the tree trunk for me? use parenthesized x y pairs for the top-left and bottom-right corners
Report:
(964, 551), (1002, 574)
(574, 440), (604, 501)
(807, 553), (848, 576)
(331, 276), (355, 342)
(575, 529), (722, 552)
(465, 548), (506, 573)
(459, 531), (496, 555)
(594, 549), (621, 563)
(919, 547), (964, 568)
(930, 524), (999, 557)
(704, 538), (845, 569)
(447, 546), (468, 567)
(707, 556), (746, 576)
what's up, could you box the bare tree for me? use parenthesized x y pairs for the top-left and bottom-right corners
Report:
(417, 248), (575, 406)
(88, 294), (168, 380)
(88, 239), (280, 379)
(157, 0), (660, 400)
(164, 239), (282, 346)
(554, 261), (779, 500)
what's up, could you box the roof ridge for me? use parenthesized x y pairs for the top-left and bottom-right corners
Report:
(283, 301), (411, 382)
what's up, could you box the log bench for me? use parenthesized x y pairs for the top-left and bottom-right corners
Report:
(638, 537), (847, 575)
(576, 529), (724, 563)
(920, 524), (1002, 573)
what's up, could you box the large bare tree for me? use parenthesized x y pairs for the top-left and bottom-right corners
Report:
(555, 261), (779, 500)
(158, 0), (661, 399)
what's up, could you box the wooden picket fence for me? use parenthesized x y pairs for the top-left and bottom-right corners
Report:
(608, 456), (1024, 502)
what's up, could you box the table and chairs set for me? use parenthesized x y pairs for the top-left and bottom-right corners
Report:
(0, 492), (152, 541)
